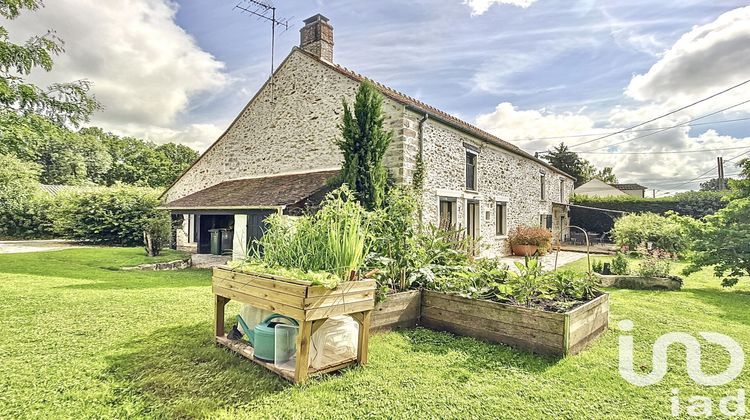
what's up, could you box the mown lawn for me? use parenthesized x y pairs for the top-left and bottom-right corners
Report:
(1, 248), (749, 419)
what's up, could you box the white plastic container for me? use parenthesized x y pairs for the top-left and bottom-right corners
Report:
(274, 323), (299, 372)
(238, 304), (273, 336)
(308, 315), (359, 370)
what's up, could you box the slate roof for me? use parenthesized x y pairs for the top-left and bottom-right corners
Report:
(161, 170), (338, 210)
(610, 183), (647, 191)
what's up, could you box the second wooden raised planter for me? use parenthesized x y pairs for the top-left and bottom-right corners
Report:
(371, 290), (421, 332)
(420, 291), (609, 356)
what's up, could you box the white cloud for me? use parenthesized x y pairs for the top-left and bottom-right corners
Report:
(474, 100), (750, 191)
(475, 102), (602, 152)
(472, 6), (750, 192)
(626, 6), (750, 104)
(463, 0), (538, 16)
(5, 0), (229, 150)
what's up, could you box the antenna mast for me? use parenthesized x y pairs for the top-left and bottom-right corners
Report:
(234, 0), (291, 103)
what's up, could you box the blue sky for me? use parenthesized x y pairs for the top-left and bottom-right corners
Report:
(9, 0), (750, 191)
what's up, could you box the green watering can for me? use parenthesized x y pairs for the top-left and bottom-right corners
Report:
(237, 314), (298, 362)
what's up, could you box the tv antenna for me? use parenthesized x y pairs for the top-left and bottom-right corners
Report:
(234, 0), (292, 102)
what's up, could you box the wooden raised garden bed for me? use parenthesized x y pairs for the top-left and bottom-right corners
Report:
(597, 274), (682, 290)
(420, 291), (609, 356)
(371, 290), (421, 333)
(212, 266), (375, 383)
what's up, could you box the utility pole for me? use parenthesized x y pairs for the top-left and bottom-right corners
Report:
(717, 156), (725, 191)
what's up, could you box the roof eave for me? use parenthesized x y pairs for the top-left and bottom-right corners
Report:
(159, 205), (285, 211)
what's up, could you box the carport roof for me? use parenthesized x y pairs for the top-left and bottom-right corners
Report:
(161, 170), (339, 210)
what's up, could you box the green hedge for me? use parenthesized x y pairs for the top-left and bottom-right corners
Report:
(571, 191), (728, 234)
(52, 185), (166, 246)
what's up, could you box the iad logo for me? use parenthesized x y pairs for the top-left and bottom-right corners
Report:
(618, 320), (746, 417)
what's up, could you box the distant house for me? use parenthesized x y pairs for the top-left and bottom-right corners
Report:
(573, 180), (648, 198)
(609, 183), (648, 198)
(160, 14), (575, 259)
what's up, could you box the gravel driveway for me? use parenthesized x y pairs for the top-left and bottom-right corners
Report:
(0, 240), (83, 254)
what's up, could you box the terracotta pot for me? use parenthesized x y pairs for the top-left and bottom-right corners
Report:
(512, 244), (538, 256)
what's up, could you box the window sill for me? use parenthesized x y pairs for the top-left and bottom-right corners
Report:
(495, 235), (508, 239)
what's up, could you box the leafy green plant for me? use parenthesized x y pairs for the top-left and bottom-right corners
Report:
(506, 257), (551, 307)
(591, 260), (605, 274)
(611, 252), (630, 275)
(245, 186), (369, 288)
(365, 186), (421, 292)
(636, 251), (672, 278)
(683, 197), (750, 287)
(548, 270), (598, 301)
(143, 214), (172, 257)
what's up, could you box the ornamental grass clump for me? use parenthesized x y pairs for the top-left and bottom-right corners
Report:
(240, 187), (369, 288)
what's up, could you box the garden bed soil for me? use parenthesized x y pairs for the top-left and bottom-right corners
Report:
(371, 290), (421, 333)
(596, 274), (682, 290)
(420, 291), (609, 356)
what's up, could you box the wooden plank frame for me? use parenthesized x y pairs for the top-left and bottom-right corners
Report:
(212, 266), (375, 384)
(421, 291), (609, 356)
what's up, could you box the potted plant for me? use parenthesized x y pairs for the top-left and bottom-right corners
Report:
(509, 226), (552, 256)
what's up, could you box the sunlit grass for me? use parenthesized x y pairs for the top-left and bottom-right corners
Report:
(1, 248), (749, 418)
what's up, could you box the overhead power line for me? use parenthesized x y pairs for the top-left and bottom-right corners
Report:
(567, 79), (750, 148)
(659, 149), (749, 190)
(584, 99), (750, 152)
(521, 116), (750, 142)
(577, 145), (750, 155)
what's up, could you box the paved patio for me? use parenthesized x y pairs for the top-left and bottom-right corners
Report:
(497, 250), (588, 272)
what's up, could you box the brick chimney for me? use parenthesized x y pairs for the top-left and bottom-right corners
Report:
(300, 14), (333, 63)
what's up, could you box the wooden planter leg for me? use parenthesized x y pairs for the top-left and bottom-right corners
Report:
(355, 310), (371, 366)
(294, 319), (312, 384)
(214, 295), (230, 338)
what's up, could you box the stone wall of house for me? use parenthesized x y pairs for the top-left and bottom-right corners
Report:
(163, 48), (408, 203)
(415, 115), (574, 257)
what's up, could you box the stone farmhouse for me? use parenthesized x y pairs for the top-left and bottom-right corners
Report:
(161, 14), (575, 259)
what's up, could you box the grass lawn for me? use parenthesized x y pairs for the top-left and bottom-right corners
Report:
(1, 249), (749, 419)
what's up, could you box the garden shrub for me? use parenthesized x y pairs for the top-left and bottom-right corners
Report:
(52, 185), (165, 246)
(571, 191), (727, 234)
(592, 260), (605, 274)
(610, 252), (630, 275)
(611, 212), (694, 255)
(636, 251), (672, 278)
(143, 214), (172, 256)
(0, 154), (55, 239)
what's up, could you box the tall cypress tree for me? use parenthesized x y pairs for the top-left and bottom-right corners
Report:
(336, 81), (393, 210)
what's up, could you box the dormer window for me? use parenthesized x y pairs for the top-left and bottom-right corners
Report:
(466, 150), (477, 190)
